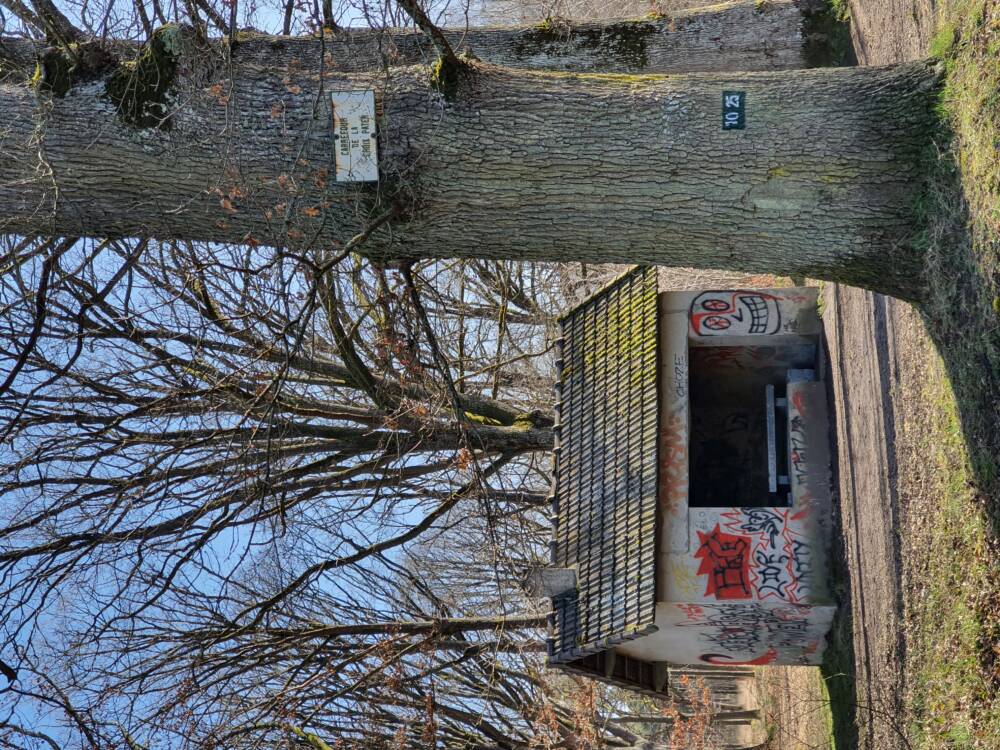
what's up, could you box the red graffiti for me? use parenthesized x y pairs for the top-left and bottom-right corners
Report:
(791, 389), (808, 417)
(677, 603), (704, 621)
(659, 410), (688, 515)
(720, 507), (812, 603)
(700, 647), (778, 666)
(697, 346), (744, 370)
(694, 525), (751, 599)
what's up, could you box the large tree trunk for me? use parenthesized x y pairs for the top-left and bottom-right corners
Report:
(0, 0), (840, 77)
(282, 0), (827, 74)
(0, 30), (939, 298)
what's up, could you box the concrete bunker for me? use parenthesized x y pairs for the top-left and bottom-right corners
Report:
(538, 266), (835, 695)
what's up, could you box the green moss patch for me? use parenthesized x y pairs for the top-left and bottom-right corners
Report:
(106, 25), (186, 128)
(429, 52), (480, 102)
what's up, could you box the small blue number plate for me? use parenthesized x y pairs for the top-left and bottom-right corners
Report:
(722, 91), (746, 130)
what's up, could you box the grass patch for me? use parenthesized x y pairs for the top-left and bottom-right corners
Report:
(936, 0), (1000, 242)
(928, 23), (956, 59)
(892, 0), (1000, 744)
(820, 603), (858, 750)
(919, 0), (1000, 522)
(901, 354), (1000, 749)
(819, 518), (858, 750)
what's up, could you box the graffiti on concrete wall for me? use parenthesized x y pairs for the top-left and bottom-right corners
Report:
(694, 525), (751, 599)
(675, 602), (820, 666)
(789, 389), (819, 513)
(672, 352), (688, 401)
(659, 409), (688, 515)
(691, 346), (816, 372)
(692, 508), (813, 603)
(689, 291), (781, 336)
(722, 507), (812, 603)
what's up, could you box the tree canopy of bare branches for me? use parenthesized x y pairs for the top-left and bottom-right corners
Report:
(0, 0), (769, 746)
(0, 226), (597, 746)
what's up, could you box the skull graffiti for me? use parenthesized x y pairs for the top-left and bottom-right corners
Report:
(689, 291), (781, 336)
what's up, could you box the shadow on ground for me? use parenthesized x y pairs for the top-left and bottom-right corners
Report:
(919, 161), (1000, 687)
(818, 333), (859, 750)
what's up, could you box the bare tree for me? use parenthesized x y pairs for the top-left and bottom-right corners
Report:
(0, 0), (794, 746)
(0, 232), (567, 745)
(0, 235), (750, 748)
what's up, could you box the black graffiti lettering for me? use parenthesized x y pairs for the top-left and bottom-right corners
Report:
(673, 354), (688, 400)
(724, 412), (749, 433)
(676, 602), (815, 655)
(737, 508), (784, 547)
(754, 550), (790, 599)
(790, 539), (813, 584)
(789, 419), (810, 487)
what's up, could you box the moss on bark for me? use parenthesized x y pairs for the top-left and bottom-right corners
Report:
(105, 24), (187, 127)
(31, 42), (115, 97)
(430, 53), (477, 101)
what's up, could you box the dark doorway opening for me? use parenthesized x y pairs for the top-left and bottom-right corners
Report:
(687, 343), (815, 508)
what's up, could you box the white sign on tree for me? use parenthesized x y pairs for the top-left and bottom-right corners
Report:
(330, 90), (378, 183)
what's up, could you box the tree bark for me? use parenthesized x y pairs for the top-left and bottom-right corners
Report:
(251, 0), (822, 74)
(0, 0), (837, 78)
(0, 34), (939, 298)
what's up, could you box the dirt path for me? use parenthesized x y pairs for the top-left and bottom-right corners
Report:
(755, 33), (938, 748)
(823, 288), (920, 749)
(753, 0), (941, 744)
(817, 0), (942, 746)
(847, 0), (936, 65)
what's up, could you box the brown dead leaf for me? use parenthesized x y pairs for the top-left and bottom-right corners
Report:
(455, 448), (473, 471)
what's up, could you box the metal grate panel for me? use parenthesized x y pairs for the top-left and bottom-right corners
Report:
(550, 266), (660, 663)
